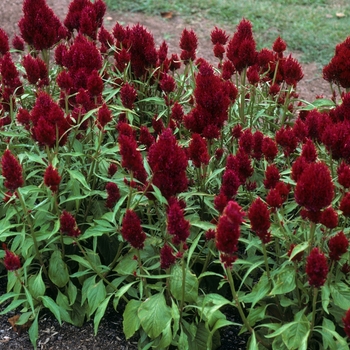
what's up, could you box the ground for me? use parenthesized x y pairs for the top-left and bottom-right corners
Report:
(0, 0), (334, 349)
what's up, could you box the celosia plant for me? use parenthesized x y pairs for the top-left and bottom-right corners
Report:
(1, 1), (350, 349)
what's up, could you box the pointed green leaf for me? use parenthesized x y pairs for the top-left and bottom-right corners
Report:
(94, 294), (113, 335)
(40, 296), (62, 325)
(123, 299), (142, 339)
(87, 280), (106, 317)
(270, 265), (296, 295)
(28, 313), (39, 349)
(49, 250), (69, 288)
(28, 269), (46, 298)
(170, 264), (198, 303)
(138, 293), (172, 339)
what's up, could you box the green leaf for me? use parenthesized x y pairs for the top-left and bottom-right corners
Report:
(170, 264), (198, 303)
(270, 265), (296, 295)
(330, 282), (350, 310)
(28, 269), (46, 299)
(171, 298), (180, 337)
(49, 250), (69, 288)
(288, 242), (308, 261)
(157, 321), (173, 349)
(56, 290), (73, 324)
(321, 283), (330, 314)
(87, 280), (106, 317)
(40, 296), (62, 325)
(67, 281), (77, 305)
(241, 273), (271, 308)
(138, 293), (172, 339)
(28, 313), (39, 349)
(67, 169), (91, 190)
(266, 310), (310, 350)
(115, 253), (138, 275)
(247, 331), (257, 350)
(94, 294), (113, 335)
(123, 299), (142, 339)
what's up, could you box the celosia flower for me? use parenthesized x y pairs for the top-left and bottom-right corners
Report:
(301, 138), (317, 162)
(264, 164), (280, 189)
(167, 198), (190, 245)
(239, 128), (254, 155)
(127, 24), (158, 77)
(160, 244), (176, 269)
(148, 128), (188, 199)
(121, 209), (146, 250)
(159, 74), (176, 93)
(44, 164), (61, 192)
(105, 182), (120, 209)
(64, 0), (105, 39)
(97, 103), (112, 130)
(320, 207), (338, 229)
(30, 92), (70, 148)
(211, 27), (229, 45)
(214, 192), (229, 214)
(1, 149), (24, 191)
(3, 248), (21, 271)
(171, 102), (184, 125)
(157, 41), (168, 63)
(139, 126), (155, 149)
(248, 197), (271, 243)
(0, 28), (10, 55)
(118, 130), (147, 184)
(184, 60), (230, 139)
(64, 33), (102, 75)
(272, 36), (287, 56)
(343, 308), (350, 338)
(306, 247), (328, 288)
(337, 162), (350, 189)
(262, 136), (278, 162)
(188, 133), (210, 168)
(19, 0), (66, 50)
(220, 169), (240, 199)
(22, 54), (48, 86)
(12, 35), (25, 51)
(108, 163), (118, 178)
(16, 109), (31, 130)
(328, 231), (349, 261)
(323, 37), (350, 89)
(247, 65), (260, 85)
(221, 60), (235, 80)
(120, 83), (137, 110)
(275, 126), (298, 157)
(340, 192), (350, 217)
(291, 156), (308, 182)
(0, 53), (22, 95)
(227, 150), (253, 185)
(281, 55), (304, 87)
(87, 70), (103, 97)
(205, 229), (216, 241)
(216, 201), (245, 267)
(179, 28), (197, 63)
(226, 18), (257, 73)
(60, 210), (81, 237)
(294, 161), (334, 212)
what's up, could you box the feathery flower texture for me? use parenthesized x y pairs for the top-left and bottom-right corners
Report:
(306, 247), (328, 288)
(1, 149), (24, 191)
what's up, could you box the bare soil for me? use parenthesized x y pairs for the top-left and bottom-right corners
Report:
(0, 0), (334, 349)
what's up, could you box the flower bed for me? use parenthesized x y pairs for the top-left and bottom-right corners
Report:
(0, 0), (350, 349)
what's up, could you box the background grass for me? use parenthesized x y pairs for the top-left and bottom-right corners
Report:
(105, 0), (350, 65)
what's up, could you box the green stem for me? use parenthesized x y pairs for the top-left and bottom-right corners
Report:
(17, 190), (50, 281)
(309, 287), (318, 340)
(262, 243), (271, 281)
(226, 266), (271, 348)
(75, 239), (129, 303)
(308, 222), (317, 254)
